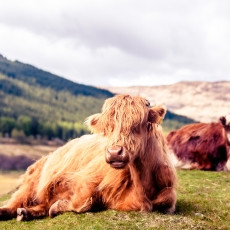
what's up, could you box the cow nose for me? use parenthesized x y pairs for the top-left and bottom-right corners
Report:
(107, 145), (123, 156)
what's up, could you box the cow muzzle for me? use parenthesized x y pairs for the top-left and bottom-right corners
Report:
(106, 145), (129, 169)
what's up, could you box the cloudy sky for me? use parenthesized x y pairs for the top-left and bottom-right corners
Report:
(0, 0), (230, 87)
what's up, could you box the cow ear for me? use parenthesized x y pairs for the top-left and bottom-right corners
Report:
(219, 116), (226, 126)
(85, 113), (103, 133)
(148, 105), (166, 124)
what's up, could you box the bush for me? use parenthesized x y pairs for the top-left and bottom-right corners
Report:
(11, 129), (27, 142)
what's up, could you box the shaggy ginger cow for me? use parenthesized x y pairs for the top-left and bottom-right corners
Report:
(0, 95), (177, 221)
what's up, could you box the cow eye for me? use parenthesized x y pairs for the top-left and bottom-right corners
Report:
(145, 100), (150, 107)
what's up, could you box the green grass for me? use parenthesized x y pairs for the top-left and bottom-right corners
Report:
(0, 170), (230, 230)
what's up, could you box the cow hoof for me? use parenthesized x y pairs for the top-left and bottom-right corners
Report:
(16, 208), (27, 221)
(49, 201), (59, 218)
(165, 206), (175, 214)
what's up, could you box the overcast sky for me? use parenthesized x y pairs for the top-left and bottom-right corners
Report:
(0, 0), (230, 87)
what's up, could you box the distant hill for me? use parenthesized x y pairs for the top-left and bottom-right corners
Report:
(0, 54), (112, 98)
(0, 54), (195, 140)
(0, 54), (115, 140)
(107, 81), (230, 123)
(0, 54), (113, 123)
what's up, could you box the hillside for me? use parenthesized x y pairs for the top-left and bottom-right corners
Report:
(0, 54), (112, 98)
(0, 54), (195, 140)
(0, 54), (114, 123)
(107, 81), (230, 122)
(0, 54), (115, 140)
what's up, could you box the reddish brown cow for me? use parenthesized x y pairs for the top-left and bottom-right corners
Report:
(0, 95), (176, 221)
(167, 116), (230, 171)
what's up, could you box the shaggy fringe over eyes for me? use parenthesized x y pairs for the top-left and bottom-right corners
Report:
(85, 95), (166, 135)
(85, 95), (147, 135)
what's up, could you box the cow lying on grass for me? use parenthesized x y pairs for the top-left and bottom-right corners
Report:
(0, 94), (177, 221)
(167, 116), (230, 171)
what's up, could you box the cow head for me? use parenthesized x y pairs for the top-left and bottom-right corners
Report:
(220, 115), (230, 145)
(220, 116), (230, 129)
(86, 95), (166, 169)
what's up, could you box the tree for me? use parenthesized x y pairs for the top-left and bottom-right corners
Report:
(17, 116), (33, 136)
(0, 116), (16, 137)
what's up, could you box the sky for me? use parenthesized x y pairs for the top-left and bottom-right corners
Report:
(0, 0), (230, 87)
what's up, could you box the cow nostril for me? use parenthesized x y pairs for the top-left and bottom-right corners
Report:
(107, 145), (123, 156)
(117, 146), (123, 155)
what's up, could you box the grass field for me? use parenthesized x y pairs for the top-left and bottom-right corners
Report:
(0, 170), (229, 230)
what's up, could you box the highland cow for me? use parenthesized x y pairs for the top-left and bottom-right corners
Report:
(0, 94), (177, 221)
(167, 116), (230, 171)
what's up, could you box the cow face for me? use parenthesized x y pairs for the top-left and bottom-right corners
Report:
(86, 95), (166, 169)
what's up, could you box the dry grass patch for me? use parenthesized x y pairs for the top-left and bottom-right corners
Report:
(0, 171), (23, 196)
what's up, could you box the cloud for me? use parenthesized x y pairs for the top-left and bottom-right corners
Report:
(0, 0), (230, 86)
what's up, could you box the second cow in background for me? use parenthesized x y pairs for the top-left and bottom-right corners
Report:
(167, 116), (230, 171)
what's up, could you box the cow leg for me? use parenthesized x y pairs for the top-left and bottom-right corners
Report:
(152, 187), (176, 214)
(0, 190), (26, 220)
(16, 204), (48, 221)
(0, 185), (36, 221)
(0, 157), (47, 221)
(0, 207), (17, 220)
(152, 163), (177, 214)
(49, 196), (93, 218)
(49, 199), (71, 218)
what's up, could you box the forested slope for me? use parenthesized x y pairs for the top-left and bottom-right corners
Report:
(0, 54), (195, 140)
(0, 55), (113, 140)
